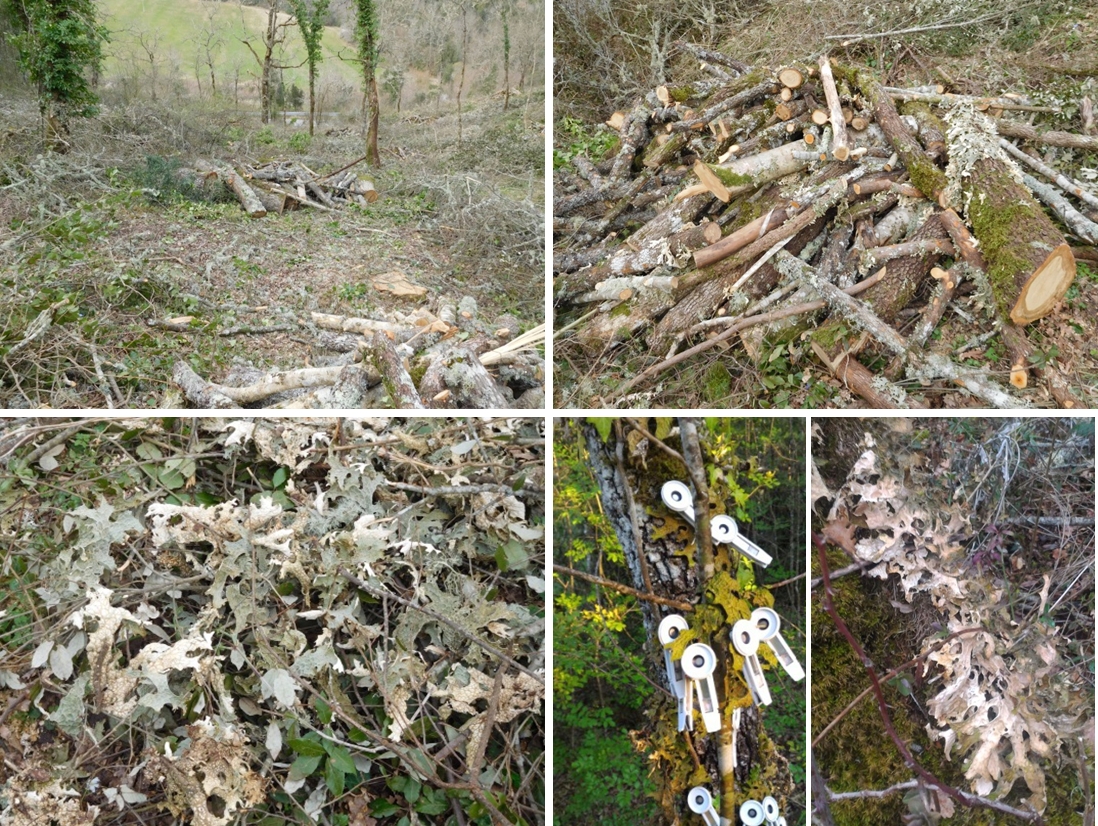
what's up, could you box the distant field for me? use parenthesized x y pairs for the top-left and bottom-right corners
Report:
(98, 0), (364, 105)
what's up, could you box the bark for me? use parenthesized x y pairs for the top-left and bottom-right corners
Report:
(651, 212), (827, 352)
(173, 361), (380, 406)
(899, 100), (946, 161)
(418, 346), (509, 408)
(995, 121), (1098, 151)
(778, 251), (1028, 408)
(837, 63), (948, 201)
(700, 139), (812, 201)
(311, 312), (419, 342)
(363, 331), (424, 408)
(818, 55), (850, 161)
(1020, 173), (1098, 244)
(962, 157), (1076, 324)
(194, 160), (267, 218)
(694, 207), (790, 269)
(999, 139), (1098, 212)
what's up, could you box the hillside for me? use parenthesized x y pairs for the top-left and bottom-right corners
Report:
(0, 0), (545, 408)
(99, 0), (364, 108)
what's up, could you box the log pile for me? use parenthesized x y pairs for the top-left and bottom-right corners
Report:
(187, 157), (378, 217)
(554, 45), (1098, 408)
(167, 299), (545, 409)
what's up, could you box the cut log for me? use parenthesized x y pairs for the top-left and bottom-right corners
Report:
(898, 100), (946, 161)
(363, 331), (425, 408)
(693, 207), (790, 268)
(778, 67), (804, 89)
(811, 109), (829, 126)
(311, 312), (419, 341)
(999, 139), (1098, 211)
(194, 160), (267, 218)
(817, 55), (850, 161)
(945, 107), (1076, 324)
(418, 346), (510, 408)
(172, 361), (379, 406)
(699, 139), (811, 201)
(837, 63), (948, 201)
(1020, 173), (1098, 244)
(693, 159), (732, 202)
(354, 177), (379, 203)
(995, 121), (1098, 151)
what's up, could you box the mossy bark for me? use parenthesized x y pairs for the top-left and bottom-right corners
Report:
(898, 99), (946, 160)
(836, 63), (948, 200)
(964, 157), (1076, 324)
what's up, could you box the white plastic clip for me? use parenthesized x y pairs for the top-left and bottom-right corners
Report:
(740, 799), (765, 826)
(661, 480), (695, 525)
(664, 479), (773, 569)
(710, 515), (773, 567)
(730, 620), (771, 706)
(752, 607), (804, 682)
(686, 786), (720, 826)
(762, 796), (780, 823)
(681, 642), (722, 732)
(658, 614), (691, 731)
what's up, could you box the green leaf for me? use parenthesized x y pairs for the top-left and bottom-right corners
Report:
(288, 737), (328, 757)
(586, 417), (613, 442)
(326, 757), (345, 797)
(272, 466), (290, 489)
(370, 799), (401, 817)
(136, 441), (162, 461)
(315, 696), (333, 725)
(495, 538), (529, 572)
(157, 467), (186, 490)
(402, 777), (421, 804)
(288, 754), (322, 780)
(324, 741), (357, 775)
(414, 788), (449, 815)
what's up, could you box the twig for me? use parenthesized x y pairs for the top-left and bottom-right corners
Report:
(382, 480), (527, 497)
(340, 569), (543, 684)
(825, 3), (1039, 43)
(829, 779), (918, 800)
(552, 564), (693, 612)
(614, 265), (890, 398)
(678, 418), (714, 591)
(623, 417), (685, 465)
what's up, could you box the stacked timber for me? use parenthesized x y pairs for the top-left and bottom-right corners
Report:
(169, 300), (545, 410)
(189, 158), (379, 217)
(554, 44), (1098, 408)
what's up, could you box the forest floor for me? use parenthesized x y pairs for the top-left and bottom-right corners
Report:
(0, 90), (544, 408)
(553, 2), (1098, 408)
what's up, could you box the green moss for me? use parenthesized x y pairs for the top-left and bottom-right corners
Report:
(905, 153), (948, 200)
(609, 301), (633, 318)
(967, 194), (1045, 320)
(705, 163), (755, 188)
(702, 363), (732, 402)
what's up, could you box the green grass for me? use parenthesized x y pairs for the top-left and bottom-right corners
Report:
(99, 0), (363, 96)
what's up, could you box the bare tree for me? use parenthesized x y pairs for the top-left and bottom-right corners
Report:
(241, 0), (303, 123)
(193, 7), (223, 98)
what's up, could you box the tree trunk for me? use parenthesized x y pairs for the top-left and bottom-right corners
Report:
(963, 157), (1075, 324)
(366, 76), (381, 167)
(580, 420), (796, 823)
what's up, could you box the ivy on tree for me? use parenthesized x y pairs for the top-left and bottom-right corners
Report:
(287, 0), (329, 136)
(5, 0), (108, 147)
(353, 0), (381, 167)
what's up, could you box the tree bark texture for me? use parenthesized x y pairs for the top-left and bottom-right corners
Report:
(962, 157), (1076, 324)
